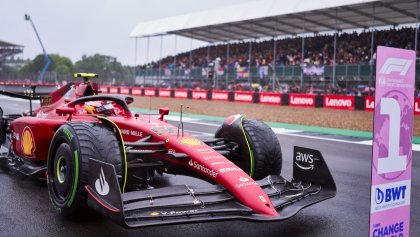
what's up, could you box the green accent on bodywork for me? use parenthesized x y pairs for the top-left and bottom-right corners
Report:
(130, 107), (420, 144)
(67, 150), (79, 207)
(96, 116), (128, 193)
(240, 116), (254, 177)
(63, 127), (74, 141)
(56, 156), (65, 184)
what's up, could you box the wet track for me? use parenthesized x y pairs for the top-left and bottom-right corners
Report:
(0, 95), (419, 237)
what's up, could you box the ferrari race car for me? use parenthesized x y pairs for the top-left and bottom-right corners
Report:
(0, 73), (336, 228)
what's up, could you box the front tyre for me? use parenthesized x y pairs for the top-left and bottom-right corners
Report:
(215, 115), (282, 180)
(47, 122), (123, 218)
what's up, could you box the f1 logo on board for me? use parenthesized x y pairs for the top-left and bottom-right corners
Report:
(379, 58), (412, 76)
(371, 180), (410, 213)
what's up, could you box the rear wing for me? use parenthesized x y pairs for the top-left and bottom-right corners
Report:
(85, 146), (336, 228)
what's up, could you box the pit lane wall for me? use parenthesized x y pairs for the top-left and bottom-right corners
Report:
(98, 86), (420, 115)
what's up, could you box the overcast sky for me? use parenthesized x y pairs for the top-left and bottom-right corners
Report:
(1, 0), (256, 65)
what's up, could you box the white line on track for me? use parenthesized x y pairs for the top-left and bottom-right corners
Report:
(168, 115), (420, 152)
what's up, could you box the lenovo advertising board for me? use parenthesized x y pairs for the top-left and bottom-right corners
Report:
(324, 95), (354, 110)
(369, 46), (415, 237)
(289, 94), (315, 107)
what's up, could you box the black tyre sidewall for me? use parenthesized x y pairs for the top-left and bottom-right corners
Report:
(47, 124), (83, 216)
(242, 119), (282, 180)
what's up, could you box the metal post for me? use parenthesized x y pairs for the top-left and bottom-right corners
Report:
(416, 0), (419, 51)
(226, 42), (230, 87)
(369, 3), (376, 92)
(145, 35), (150, 86)
(133, 37), (138, 86)
(333, 8), (338, 88)
(272, 37), (277, 92)
(189, 35), (193, 83)
(207, 42), (210, 79)
(174, 35), (177, 85)
(248, 40), (252, 83)
(25, 14), (51, 83)
(301, 13), (305, 92)
(415, 0), (419, 89)
(158, 34), (163, 87)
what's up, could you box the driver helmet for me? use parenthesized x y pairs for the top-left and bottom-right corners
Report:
(84, 101), (114, 115)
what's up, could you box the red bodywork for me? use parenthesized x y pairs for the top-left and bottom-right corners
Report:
(10, 81), (278, 217)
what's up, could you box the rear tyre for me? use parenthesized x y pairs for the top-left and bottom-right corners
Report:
(215, 115), (282, 180)
(47, 122), (123, 218)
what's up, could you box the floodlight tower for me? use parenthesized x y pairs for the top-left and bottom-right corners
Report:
(25, 14), (51, 83)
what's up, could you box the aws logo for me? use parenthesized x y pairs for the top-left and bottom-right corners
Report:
(21, 126), (36, 158)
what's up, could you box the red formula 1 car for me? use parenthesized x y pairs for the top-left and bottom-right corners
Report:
(0, 73), (336, 228)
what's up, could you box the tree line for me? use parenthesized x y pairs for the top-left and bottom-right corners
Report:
(20, 53), (133, 84)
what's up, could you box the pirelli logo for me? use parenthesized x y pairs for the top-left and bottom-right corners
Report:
(379, 58), (412, 76)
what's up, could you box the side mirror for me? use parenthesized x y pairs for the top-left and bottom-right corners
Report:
(56, 107), (75, 120)
(125, 96), (134, 105)
(159, 108), (169, 121)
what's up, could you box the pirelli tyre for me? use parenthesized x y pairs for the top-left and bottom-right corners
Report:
(47, 122), (123, 218)
(215, 115), (282, 180)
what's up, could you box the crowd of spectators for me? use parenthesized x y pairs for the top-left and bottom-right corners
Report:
(140, 27), (418, 70)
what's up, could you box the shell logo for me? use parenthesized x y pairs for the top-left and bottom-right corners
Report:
(21, 127), (36, 157)
(179, 137), (202, 146)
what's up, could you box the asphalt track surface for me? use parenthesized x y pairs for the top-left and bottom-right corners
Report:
(0, 95), (419, 237)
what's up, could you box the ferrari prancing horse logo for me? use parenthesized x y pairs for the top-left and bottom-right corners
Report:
(21, 126), (36, 158)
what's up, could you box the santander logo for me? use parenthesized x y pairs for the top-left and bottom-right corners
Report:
(290, 96), (314, 105)
(325, 98), (352, 107)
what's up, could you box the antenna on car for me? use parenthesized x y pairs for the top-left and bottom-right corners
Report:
(177, 105), (189, 138)
(148, 96), (152, 123)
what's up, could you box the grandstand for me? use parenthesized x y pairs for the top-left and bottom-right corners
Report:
(130, 0), (420, 93)
(0, 40), (23, 66)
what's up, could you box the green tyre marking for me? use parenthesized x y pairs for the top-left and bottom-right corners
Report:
(63, 127), (74, 141)
(56, 156), (65, 184)
(240, 116), (254, 177)
(67, 150), (79, 207)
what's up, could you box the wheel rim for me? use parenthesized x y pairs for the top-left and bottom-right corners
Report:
(51, 143), (74, 204)
(56, 156), (66, 184)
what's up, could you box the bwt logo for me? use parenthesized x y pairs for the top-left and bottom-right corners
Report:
(379, 58), (412, 76)
(375, 185), (407, 205)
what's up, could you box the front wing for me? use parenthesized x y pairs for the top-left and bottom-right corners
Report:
(85, 146), (336, 228)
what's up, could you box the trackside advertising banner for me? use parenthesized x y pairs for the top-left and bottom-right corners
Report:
(234, 91), (253, 103)
(289, 94), (315, 107)
(370, 46), (415, 237)
(259, 92), (282, 105)
(324, 95), (354, 110)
